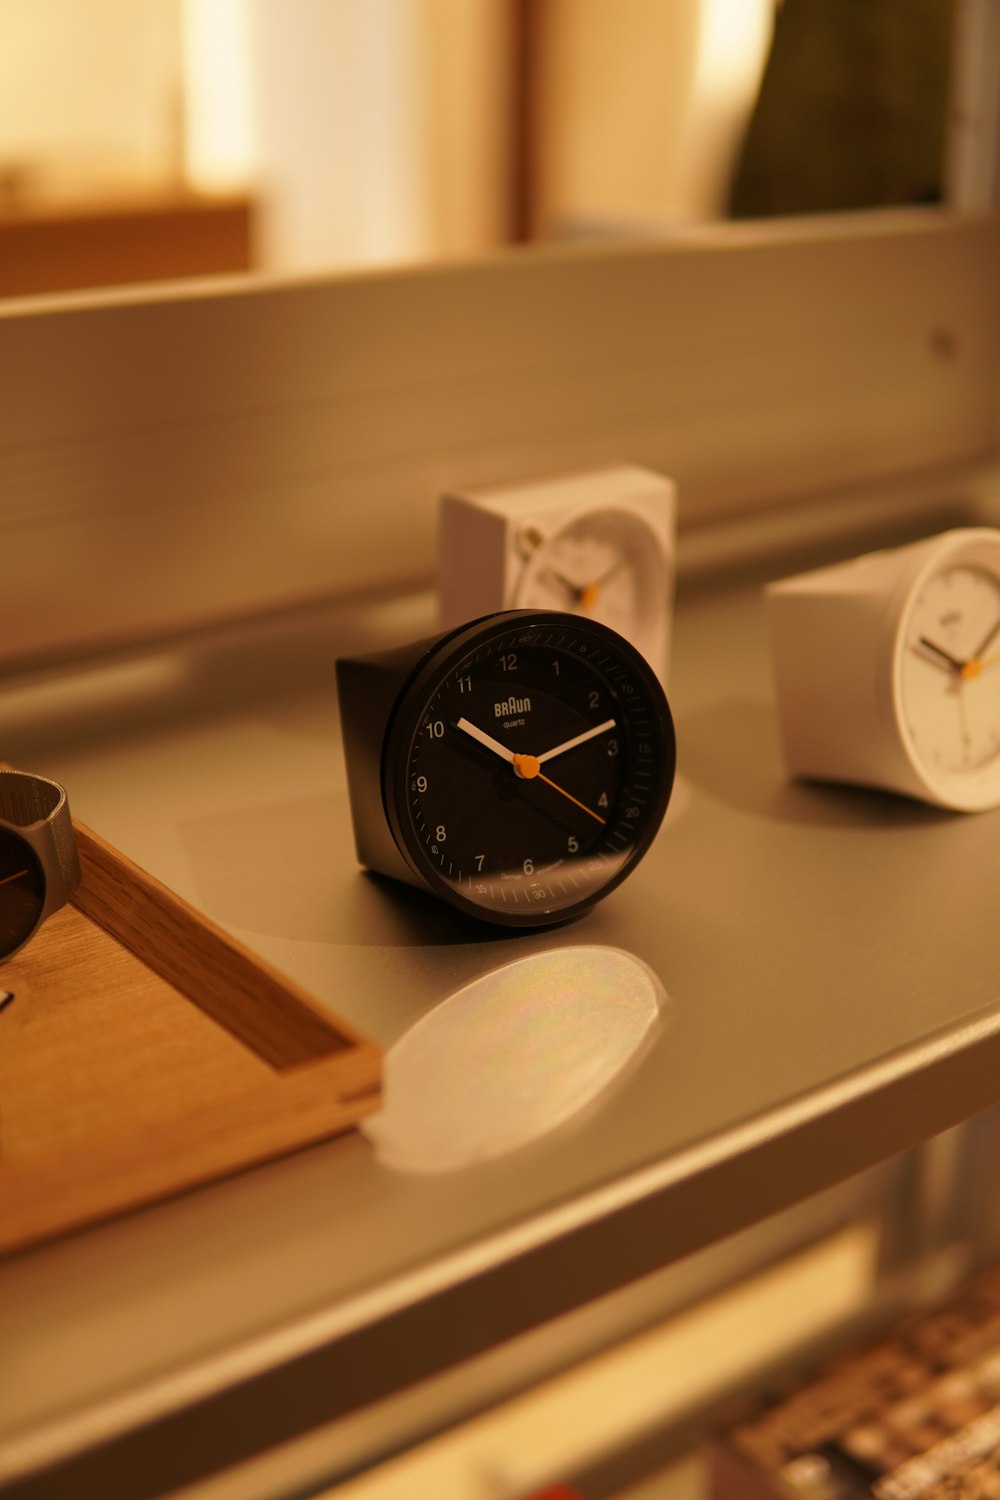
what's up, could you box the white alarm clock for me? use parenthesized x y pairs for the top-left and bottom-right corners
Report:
(766, 527), (1000, 811)
(438, 465), (677, 682)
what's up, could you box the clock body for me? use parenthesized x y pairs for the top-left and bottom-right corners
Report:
(336, 610), (676, 926)
(438, 466), (676, 683)
(766, 528), (1000, 810)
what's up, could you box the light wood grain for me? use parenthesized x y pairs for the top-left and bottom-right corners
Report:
(72, 820), (362, 1068)
(0, 818), (380, 1254)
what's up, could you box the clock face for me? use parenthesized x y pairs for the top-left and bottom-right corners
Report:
(383, 612), (675, 925)
(513, 508), (666, 652)
(0, 828), (46, 960)
(897, 547), (1000, 806)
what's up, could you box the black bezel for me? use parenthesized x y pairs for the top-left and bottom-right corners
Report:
(380, 610), (675, 927)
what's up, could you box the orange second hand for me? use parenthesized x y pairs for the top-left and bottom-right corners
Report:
(537, 771), (606, 825)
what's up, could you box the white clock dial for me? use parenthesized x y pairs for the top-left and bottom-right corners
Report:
(513, 508), (664, 653)
(439, 467), (676, 685)
(897, 554), (1000, 803)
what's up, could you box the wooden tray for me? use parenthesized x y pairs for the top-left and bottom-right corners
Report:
(0, 821), (382, 1256)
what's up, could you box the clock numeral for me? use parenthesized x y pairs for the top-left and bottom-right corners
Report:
(457, 674), (472, 693)
(598, 792), (609, 808)
(588, 689), (600, 709)
(413, 775), (428, 792)
(567, 836), (579, 854)
(625, 806), (639, 820)
(523, 858), (534, 876)
(425, 720), (445, 739)
(500, 653), (518, 672)
(607, 739), (619, 758)
(436, 825), (447, 843)
(552, 658), (560, 676)
(475, 854), (486, 870)
(622, 682), (635, 696)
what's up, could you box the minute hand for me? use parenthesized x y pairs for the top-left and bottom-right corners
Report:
(973, 614), (1000, 660)
(537, 718), (617, 764)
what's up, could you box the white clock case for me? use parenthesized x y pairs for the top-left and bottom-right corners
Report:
(765, 528), (1000, 810)
(437, 464), (676, 679)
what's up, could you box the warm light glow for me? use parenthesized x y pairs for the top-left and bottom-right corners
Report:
(240, 0), (430, 271)
(695, 0), (774, 98)
(675, 0), (776, 217)
(181, 0), (254, 192)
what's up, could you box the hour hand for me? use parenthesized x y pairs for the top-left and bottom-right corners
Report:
(455, 717), (515, 763)
(539, 567), (584, 605)
(914, 636), (967, 674)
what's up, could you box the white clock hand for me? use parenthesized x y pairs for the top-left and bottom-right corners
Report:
(536, 718), (616, 764)
(455, 717), (515, 763)
(456, 716), (607, 822)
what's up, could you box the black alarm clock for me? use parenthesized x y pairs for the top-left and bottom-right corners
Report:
(336, 611), (675, 927)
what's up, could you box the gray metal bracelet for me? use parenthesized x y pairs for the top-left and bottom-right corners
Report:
(0, 769), (81, 896)
(0, 770), (82, 959)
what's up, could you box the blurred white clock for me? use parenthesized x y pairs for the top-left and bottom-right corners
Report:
(438, 465), (676, 682)
(766, 527), (1000, 811)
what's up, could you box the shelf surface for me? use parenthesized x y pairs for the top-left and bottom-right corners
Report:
(3, 534), (1000, 1496)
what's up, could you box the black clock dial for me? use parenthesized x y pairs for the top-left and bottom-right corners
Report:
(0, 828), (46, 959)
(382, 612), (675, 925)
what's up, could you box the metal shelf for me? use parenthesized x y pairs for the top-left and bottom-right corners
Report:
(4, 533), (1000, 1498)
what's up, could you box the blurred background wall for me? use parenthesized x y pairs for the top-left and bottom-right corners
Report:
(0, 0), (976, 295)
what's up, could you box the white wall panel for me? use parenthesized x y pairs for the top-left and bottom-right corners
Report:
(1, 212), (998, 670)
